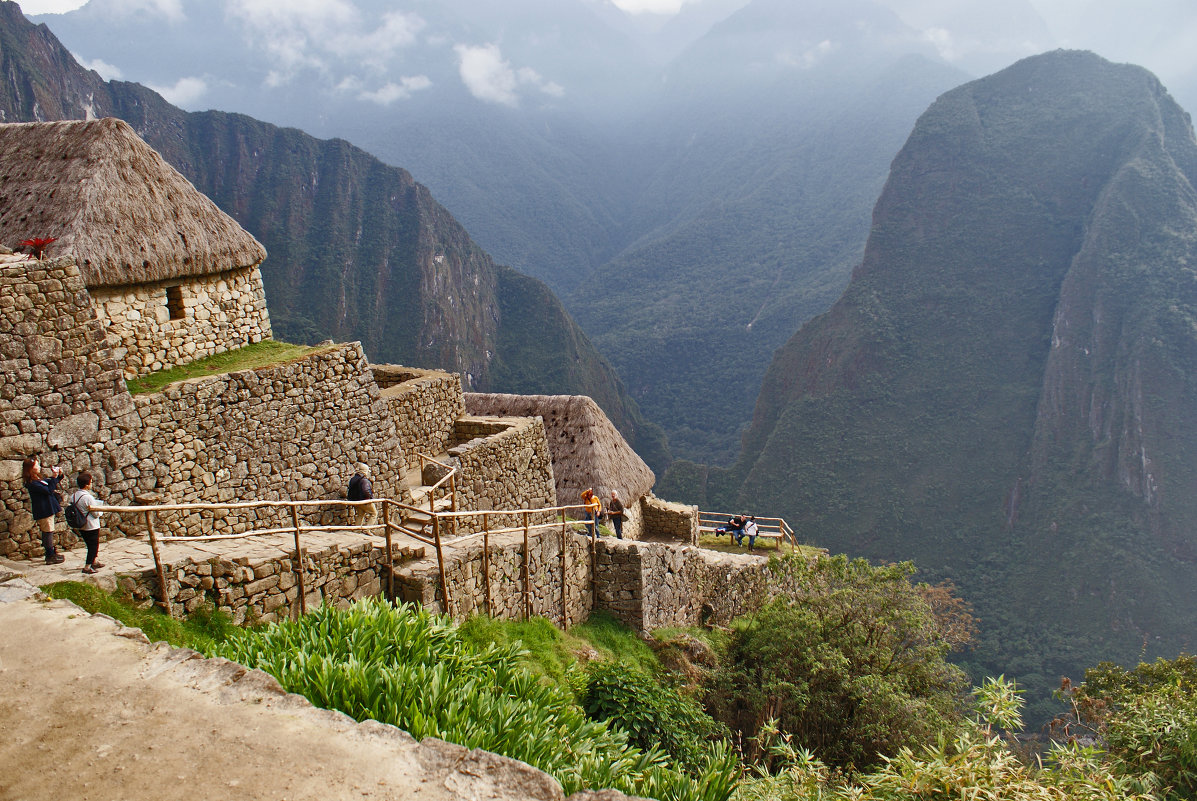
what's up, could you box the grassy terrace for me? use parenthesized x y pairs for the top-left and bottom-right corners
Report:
(125, 340), (321, 395)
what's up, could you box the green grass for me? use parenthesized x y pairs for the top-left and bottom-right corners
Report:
(125, 340), (321, 395)
(696, 532), (800, 555)
(40, 581), (237, 650)
(459, 610), (665, 690)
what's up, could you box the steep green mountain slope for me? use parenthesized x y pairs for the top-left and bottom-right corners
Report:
(571, 2), (966, 463)
(0, 2), (668, 467)
(690, 50), (1197, 716)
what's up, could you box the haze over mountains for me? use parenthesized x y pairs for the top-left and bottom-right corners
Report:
(0, 0), (670, 468)
(667, 50), (1197, 718)
(33, 0), (1197, 464)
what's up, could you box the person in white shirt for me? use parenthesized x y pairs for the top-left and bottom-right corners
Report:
(69, 471), (105, 574)
(736, 515), (759, 550)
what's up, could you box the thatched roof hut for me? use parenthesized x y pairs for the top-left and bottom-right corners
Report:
(0, 118), (265, 287)
(465, 393), (655, 505)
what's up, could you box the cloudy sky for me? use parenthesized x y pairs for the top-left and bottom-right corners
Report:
(14, 0), (1197, 113)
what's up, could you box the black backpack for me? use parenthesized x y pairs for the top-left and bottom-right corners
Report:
(64, 492), (87, 530)
(347, 474), (364, 502)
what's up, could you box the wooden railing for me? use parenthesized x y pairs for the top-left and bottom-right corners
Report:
(90, 497), (595, 623)
(697, 511), (796, 547)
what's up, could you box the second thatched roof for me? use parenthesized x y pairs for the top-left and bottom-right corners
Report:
(465, 393), (656, 506)
(0, 117), (265, 287)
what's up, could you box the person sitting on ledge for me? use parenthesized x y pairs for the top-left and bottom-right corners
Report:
(735, 515), (759, 549)
(716, 515), (744, 542)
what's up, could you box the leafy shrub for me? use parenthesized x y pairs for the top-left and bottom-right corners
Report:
(584, 661), (734, 776)
(732, 677), (1157, 801)
(707, 555), (968, 771)
(1104, 684), (1197, 799)
(210, 598), (738, 801)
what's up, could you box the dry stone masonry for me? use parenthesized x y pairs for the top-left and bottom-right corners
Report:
(0, 254), (140, 559)
(90, 264), (270, 380)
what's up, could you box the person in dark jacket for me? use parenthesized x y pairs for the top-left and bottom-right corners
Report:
(23, 456), (65, 564)
(607, 490), (625, 539)
(347, 463), (377, 528)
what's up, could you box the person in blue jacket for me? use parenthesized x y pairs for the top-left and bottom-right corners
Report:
(23, 456), (65, 564)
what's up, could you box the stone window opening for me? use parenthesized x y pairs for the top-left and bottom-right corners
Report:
(166, 285), (185, 321)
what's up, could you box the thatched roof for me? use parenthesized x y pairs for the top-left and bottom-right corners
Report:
(0, 118), (265, 287)
(465, 393), (655, 505)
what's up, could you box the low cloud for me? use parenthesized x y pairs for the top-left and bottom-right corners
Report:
(147, 76), (208, 108)
(226, 1), (424, 87)
(777, 39), (837, 69)
(74, 54), (123, 80)
(93, 0), (184, 22)
(455, 43), (563, 106)
(341, 75), (432, 105)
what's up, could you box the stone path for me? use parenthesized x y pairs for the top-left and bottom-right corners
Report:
(0, 589), (619, 801)
(0, 528), (422, 594)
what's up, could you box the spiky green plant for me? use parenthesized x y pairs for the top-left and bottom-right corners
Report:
(209, 598), (738, 801)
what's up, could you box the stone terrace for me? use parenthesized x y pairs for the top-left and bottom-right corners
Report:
(0, 530), (426, 624)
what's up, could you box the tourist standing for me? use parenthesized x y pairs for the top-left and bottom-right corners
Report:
(347, 463), (377, 528)
(22, 456), (65, 564)
(582, 488), (601, 538)
(68, 471), (105, 574)
(607, 490), (625, 539)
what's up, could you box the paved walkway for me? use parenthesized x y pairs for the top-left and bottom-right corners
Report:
(0, 529), (424, 594)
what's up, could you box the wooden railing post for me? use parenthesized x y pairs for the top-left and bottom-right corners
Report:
(482, 512), (492, 617)
(433, 514), (453, 618)
(449, 473), (458, 538)
(522, 511), (531, 621)
(559, 511), (568, 629)
(590, 516), (598, 611)
(383, 501), (393, 600)
(144, 509), (173, 618)
(291, 504), (307, 616)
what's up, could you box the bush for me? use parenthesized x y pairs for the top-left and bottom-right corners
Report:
(584, 661), (734, 776)
(706, 555), (969, 771)
(732, 677), (1157, 801)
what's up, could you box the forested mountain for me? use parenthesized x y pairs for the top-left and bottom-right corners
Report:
(0, 1), (669, 469)
(28, 0), (963, 464)
(667, 50), (1197, 718)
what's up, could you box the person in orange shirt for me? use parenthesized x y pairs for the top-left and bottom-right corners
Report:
(582, 488), (602, 538)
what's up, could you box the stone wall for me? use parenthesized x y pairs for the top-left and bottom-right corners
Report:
(641, 494), (698, 545)
(394, 527), (595, 627)
(596, 540), (778, 632)
(90, 265), (271, 380)
(375, 366), (464, 473)
(0, 254), (140, 559)
(120, 539), (424, 625)
(449, 416), (557, 528)
(116, 343), (404, 537)
(394, 524), (784, 634)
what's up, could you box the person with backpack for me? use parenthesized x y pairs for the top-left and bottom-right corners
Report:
(22, 456), (65, 564)
(347, 463), (377, 528)
(67, 471), (105, 574)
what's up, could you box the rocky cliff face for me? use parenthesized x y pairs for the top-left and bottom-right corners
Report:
(705, 50), (1197, 714)
(0, 1), (667, 467)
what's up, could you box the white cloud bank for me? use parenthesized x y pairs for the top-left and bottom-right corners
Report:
(454, 43), (563, 107)
(74, 54), (123, 80)
(147, 76), (208, 108)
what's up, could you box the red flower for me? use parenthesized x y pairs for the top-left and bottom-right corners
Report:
(20, 237), (57, 260)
